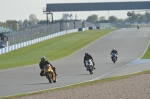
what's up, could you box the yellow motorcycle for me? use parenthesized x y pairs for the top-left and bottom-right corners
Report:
(43, 64), (57, 83)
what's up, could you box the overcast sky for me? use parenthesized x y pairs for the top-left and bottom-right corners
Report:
(0, 0), (148, 22)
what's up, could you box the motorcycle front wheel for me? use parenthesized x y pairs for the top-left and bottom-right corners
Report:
(89, 66), (93, 74)
(47, 73), (52, 83)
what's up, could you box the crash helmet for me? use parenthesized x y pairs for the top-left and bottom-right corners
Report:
(85, 52), (89, 56)
(41, 56), (46, 62)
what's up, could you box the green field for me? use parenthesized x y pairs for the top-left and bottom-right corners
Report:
(141, 44), (150, 59)
(0, 29), (116, 70)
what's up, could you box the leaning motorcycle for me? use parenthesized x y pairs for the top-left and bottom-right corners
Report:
(43, 64), (57, 83)
(85, 59), (94, 74)
(111, 53), (117, 63)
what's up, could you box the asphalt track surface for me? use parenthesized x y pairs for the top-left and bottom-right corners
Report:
(1, 28), (150, 97)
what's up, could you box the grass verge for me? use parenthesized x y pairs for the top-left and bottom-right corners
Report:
(1, 70), (150, 99)
(141, 44), (150, 59)
(0, 29), (116, 70)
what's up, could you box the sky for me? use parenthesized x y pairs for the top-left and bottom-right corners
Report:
(0, 0), (149, 22)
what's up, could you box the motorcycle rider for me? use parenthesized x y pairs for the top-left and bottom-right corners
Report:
(84, 52), (95, 69)
(39, 56), (57, 76)
(137, 25), (139, 29)
(110, 48), (118, 61)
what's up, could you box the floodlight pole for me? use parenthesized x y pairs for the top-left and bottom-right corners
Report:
(43, 8), (53, 24)
(108, 10), (109, 20)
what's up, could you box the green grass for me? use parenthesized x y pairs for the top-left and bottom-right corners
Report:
(0, 29), (116, 70)
(1, 70), (150, 99)
(1, 28), (150, 99)
(141, 44), (150, 59)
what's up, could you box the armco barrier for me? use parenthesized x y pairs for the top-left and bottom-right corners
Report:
(89, 26), (96, 30)
(78, 28), (83, 31)
(78, 27), (89, 31)
(0, 28), (89, 54)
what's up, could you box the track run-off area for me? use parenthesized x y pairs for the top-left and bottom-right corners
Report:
(1, 27), (150, 97)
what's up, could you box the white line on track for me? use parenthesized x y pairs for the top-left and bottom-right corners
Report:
(5, 28), (150, 97)
(2, 29), (126, 97)
(90, 29), (150, 81)
(0, 29), (123, 72)
(53, 28), (125, 61)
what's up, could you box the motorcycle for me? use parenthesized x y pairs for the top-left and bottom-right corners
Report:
(85, 59), (94, 74)
(111, 53), (117, 63)
(137, 25), (139, 29)
(43, 64), (57, 83)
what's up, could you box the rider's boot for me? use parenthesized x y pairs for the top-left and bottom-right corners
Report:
(84, 65), (88, 71)
(86, 66), (88, 71)
(93, 66), (96, 69)
(40, 70), (44, 77)
(40, 73), (42, 77)
(93, 62), (96, 69)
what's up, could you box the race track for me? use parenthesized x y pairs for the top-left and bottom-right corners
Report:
(1, 27), (150, 97)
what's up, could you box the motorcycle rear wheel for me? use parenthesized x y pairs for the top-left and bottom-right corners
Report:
(89, 66), (93, 74)
(113, 57), (116, 63)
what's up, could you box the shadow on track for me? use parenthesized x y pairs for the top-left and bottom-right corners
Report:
(18, 83), (51, 86)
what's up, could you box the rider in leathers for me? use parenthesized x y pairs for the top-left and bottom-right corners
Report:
(84, 52), (95, 69)
(137, 25), (139, 29)
(39, 56), (57, 76)
(110, 48), (118, 61)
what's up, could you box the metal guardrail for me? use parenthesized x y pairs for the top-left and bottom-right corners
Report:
(0, 27), (90, 54)
(4, 20), (94, 46)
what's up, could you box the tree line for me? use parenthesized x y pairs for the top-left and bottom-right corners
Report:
(0, 13), (77, 31)
(86, 11), (150, 23)
(1, 11), (150, 31)
(0, 14), (40, 31)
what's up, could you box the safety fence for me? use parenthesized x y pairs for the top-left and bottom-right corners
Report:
(0, 27), (89, 54)
(6, 20), (94, 46)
